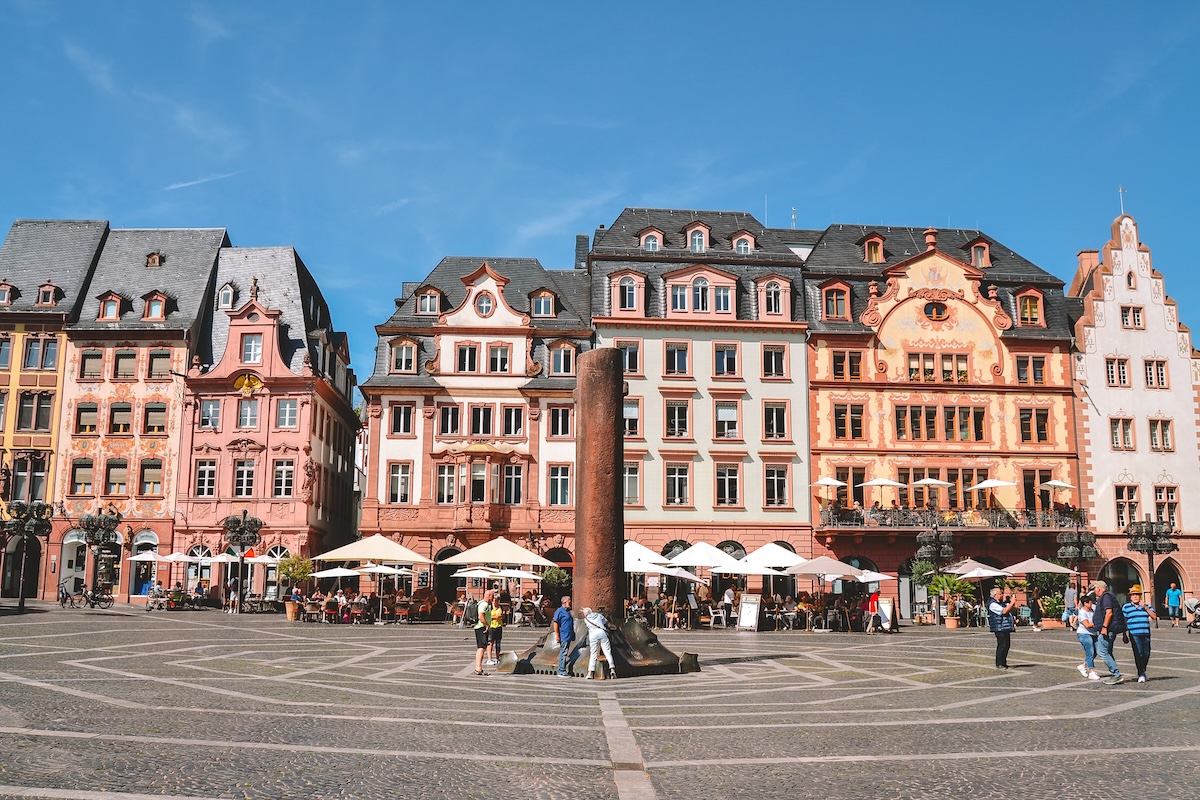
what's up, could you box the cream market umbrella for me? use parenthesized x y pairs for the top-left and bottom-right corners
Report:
(439, 537), (556, 568)
(453, 566), (499, 578)
(494, 568), (542, 581)
(357, 563), (414, 620)
(855, 570), (897, 584)
(313, 566), (360, 579)
(1038, 480), (1076, 490)
(624, 540), (670, 566)
(857, 478), (906, 488)
(314, 534), (432, 564)
(810, 477), (847, 488)
(1002, 557), (1076, 576)
(742, 542), (807, 570)
(912, 477), (953, 487)
(962, 479), (1017, 491)
(786, 556), (865, 581)
(710, 561), (785, 577)
(669, 542), (740, 569)
(947, 559), (1011, 576)
(128, 551), (166, 562)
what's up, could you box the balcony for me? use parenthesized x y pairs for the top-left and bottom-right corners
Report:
(818, 507), (1088, 531)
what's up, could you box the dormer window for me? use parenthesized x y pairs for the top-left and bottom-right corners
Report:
(417, 291), (439, 315)
(1016, 288), (1044, 327)
(971, 244), (989, 268)
(218, 284), (235, 310)
(36, 283), (58, 307)
(550, 343), (575, 376)
(611, 272), (645, 316)
(638, 227), (665, 252)
(143, 292), (167, 321)
(0, 284), (11, 306)
(644, 235), (659, 252)
(391, 340), (416, 373)
(619, 278), (636, 310)
(866, 240), (882, 263)
(735, 238), (751, 254)
(145, 252), (162, 268)
(690, 230), (705, 253)
(823, 285), (849, 321)
(97, 292), (122, 321)
(764, 281), (782, 315)
(531, 292), (554, 317)
(474, 292), (494, 317)
(692, 278), (710, 312)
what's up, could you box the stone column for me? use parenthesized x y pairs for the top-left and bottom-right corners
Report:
(572, 348), (624, 618)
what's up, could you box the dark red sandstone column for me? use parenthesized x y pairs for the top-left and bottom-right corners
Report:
(572, 348), (624, 618)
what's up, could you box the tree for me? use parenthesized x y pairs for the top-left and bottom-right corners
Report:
(278, 555), (315, 590)
(540, 566), (571, 605)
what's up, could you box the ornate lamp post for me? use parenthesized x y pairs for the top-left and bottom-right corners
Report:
(1125, 515), (1177, 627)
(77, 505), (123, 592)
(1055, 523), (1098, 595)
(2, 500), (54, 613)
(223, 510), (263, 614)
(916, 518), (955, 624)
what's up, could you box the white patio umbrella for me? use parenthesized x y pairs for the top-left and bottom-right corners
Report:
(312, 566), (360, 578)
(626, 559), (705, 582)
(786, 556), (865, 581)
(810, 476), (847, 487)
(669, 542), (740, 569)
(957, 566), (1013, 606)
(962, 478), (1017, 491)
(710, 561), (785, 577)
(357, 563), (414, 620)
(857, 477), (907, 488)
(246, 555), (282, 564)
(624, 540), (670, 566)
(855, 569), (897, 583)
(493, 568), (542, 581)
(1002, 556), (1076, 576)
(128, 551), (165, 562)
(314, 534), (432, 564)
(205, 554), (239, 565)
(913, 477), (954, 487)
(1038, 480), (1076, 490)
(439, 537), (556, 568)
(742, 542), (807, 569)
(947, 559), (1012, 576)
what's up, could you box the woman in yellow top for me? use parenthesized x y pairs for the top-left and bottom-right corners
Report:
(486, 600), (505, 666)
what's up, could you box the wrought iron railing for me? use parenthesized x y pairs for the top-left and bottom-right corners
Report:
(818, 507), (1088, 530)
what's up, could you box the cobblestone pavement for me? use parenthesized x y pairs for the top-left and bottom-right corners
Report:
(3, 604), (1200, 800)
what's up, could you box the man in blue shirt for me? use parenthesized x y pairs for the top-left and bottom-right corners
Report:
(553, 595), (575, 677)
(1123, 584), (1157, 683)
(1165, 582), (1183, 628)
(1093, 580), (1123, 684)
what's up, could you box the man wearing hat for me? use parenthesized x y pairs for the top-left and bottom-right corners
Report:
(1122, 584), (1157, 683)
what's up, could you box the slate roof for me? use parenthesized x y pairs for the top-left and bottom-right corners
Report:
(592, 207), (803, 260)
(72, 228), (229, 332)
(0, 220), (109, 318)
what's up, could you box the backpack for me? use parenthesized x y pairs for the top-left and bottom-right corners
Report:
(463, 598), (479, 627)
(1108, 599), (1127, 634)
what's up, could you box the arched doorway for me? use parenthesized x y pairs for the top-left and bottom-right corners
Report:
(765, 541), (797, 600)
(187, 545), (213, 591)
(1, 534), (41, 599)
(434, 547), (463, 606)
(1154, 559), (1184, 618)
(835, 555), (878, 597)
(714, 539), (746, 596)
(131, 530), (158, 596)
(660, 539), (690, 599)
(1100, 557), (1143, 603)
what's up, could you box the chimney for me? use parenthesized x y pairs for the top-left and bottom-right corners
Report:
(923, 227), (938, 251)
(575, 234), (589, 270)
(1077, 250), (1100, 273)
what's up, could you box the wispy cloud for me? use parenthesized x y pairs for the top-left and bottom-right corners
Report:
(508, 188), (624, 251)
(62, 42), (115, 93)
(373, 198), (414, 217)
(163, 171), (241, 191)
(253, 80), (322, 121)
(189, 7), (232, 48)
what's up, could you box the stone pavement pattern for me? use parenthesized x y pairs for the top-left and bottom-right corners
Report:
(2, 604), (1200, 799)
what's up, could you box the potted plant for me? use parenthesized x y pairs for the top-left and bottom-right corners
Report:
(278, 555), (315, 621)
(928, 574), (974, 628)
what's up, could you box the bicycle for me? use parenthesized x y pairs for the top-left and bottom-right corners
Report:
(58, 582), (73, 608)
(70, 586), (114, 610)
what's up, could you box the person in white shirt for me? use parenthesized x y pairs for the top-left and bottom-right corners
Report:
(722, 586), (735, 628)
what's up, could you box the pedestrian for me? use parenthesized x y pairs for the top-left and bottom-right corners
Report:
(722, 585), (735, 627)
(1062, 584), (1078, 629)
(1165, 582), (1183, 628)
(1123, 584), (1157, 683)
(1092, 580), (1124, 685)
(226, 574), (240, 614)
(582, 606), (617, 680)
(473, 589), (494, 676)
(986, 586), (1017, 669)
(553, 595), (575, 677)
(486, 593), (505, 666)
(1029, 586), (1043, 631)
(1072, 593), (1101, 680)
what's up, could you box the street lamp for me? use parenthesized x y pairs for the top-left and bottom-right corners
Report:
(77, 505), (123, 592)
(222, 510), (263, 614)
(1125, 514), (1177, 627)
(1056, 523), (1097, 596)
(916, 517), (955, 624)
(1, 500), (54, 613)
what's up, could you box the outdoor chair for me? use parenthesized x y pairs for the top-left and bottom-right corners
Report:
(708, 606), (727, 628)
(303, 602), (321, 622)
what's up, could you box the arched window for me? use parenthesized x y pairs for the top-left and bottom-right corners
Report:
(692, 278), (710, 312)
(690, 230), (705, 253)
(644, 235), (659, 252)
(765, 282), (782, 315)
(619, 277), (637, 310)
(735, 238), (750, 254)
(924, 302), (948, 321)
(1127, 272), (1136, 289)
(187, 544), (213, 585)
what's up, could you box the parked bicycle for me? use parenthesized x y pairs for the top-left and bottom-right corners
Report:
(63, 585), (114, 610)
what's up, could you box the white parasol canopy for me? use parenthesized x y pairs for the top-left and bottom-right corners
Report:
(741, 542), (807, 569)
(857, 477), (907, 488)
(947, 559), (1011, 576)
(357, 563), (414, 576)
(493, 568), (543, 580)
(1039, 480), (1076, 490)
(962, 478), (1018, 491)
(913, 477), (954, 487)
(205, 554), (239, 565)
(786, 556), (865, 580)
(247, 555), (282, 564)
(128, 551), (166, 563)
(164, 552), (201, 563)
(314, 534), (432, 564)
(626, 560), (706, 583)
(957, 566), (1011, 580)
(439, 537), (556, 567)
(624, 540), (670, 566)
(312, 566), (361, 579)
(855, 569), (897, 583)
(1003, 556), (1076, 575)
(669, 542), (740, 569)
(710, 560), (785, 577)
(810, 476), (847, 488)
(452, 567), (501, 579)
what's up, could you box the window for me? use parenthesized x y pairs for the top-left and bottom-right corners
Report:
(532, 294), (553, 316)
(273, 459), (294, 498)
(895, 406), (938, 441)
(1120, 306), (1144, 330)
(147, 351), (171, 379)
(549, 406), (572, 437)
(1155, 485), (1179, 529)
(643, 235), (659, 252)
(108, 403), (132, 434)
(195, 461), (216, 497)
(79, 350), (103, 380)
(11, 455), (47, 502)
(1149, 419), (1173, 452)
(548, 465), (571, 506)
(715, 401), (739, 439)
(75, 403), (98, 434)
(0, 287), (8, 305)
(276, 399), (298, 428)
(488, 345), (510, 374)
(665, 401), (689, 438)
(436, 464), (456, 504)
(392, 342), (416, 373)
(17, 392), (53, 431)
(764, 403), (787, 440)
(498, 464), (521, 505)
(0, 338), (10, 369)
(833, 404), (865, 440)
(385, 463), (411, 504)
(943, 406), (986, 442)
(865, 240), (882, 263)
(390, 403), (414, 435)
(101, 298), (120, 319)
(1115, 484), (1139, 528)
(1019, 408), (1049, 443)
(470, 405), (493, 436)
(623, 400), (640, 437)
(762, 346), (786, 378)
(1110, 418), (1134, 450)
(456, 344), (478, 373)
(503, 406), (524, 437)
(1105, 358), (1130, 387)
(765, 465), (789, 507)
(140, 459), (163, 495)
(551, 346), (574, 376)
(1018, 294), (1041, 326)
(971, 244), (988, 269)
(670, 285), (688, 312)
(0, 392), (5, 428)
(474, 293), (493, 316)
(714, 285), (731, 313)
(23, 337), (57, 370)
(619, 278), (637, 310)
(924, 301), (948, 321)
(1144, 359), (1168, 389)
(218, 284), (235, 309)
(691, 278), (708, 312)
(417, 292), (439, 314)
(823, 288), (848, 320)
(617, 341), (640, 374)
(665, 342), (689, 376)
(1016, 356), (1045, 385)
(715, 464), (740, 506)
(714, 344), (738, 377)
(764, 282), (782, 315)
(832, 351), (862, 381)
(105, 459), (128, 495)
(143, 403), (167, 434)
(199, 399), (220, 429)
(665, 464), (690, 505)
(237, 399), (258, 428)
(690, 230), (705, 252)
(735, 238), (751, 255)
(439, 405), (461, 436)
(234, 460), (255, 497)
(145, 297), (164, 319)
(113, 350), (136, 379)
(623, 462), (640, 505)
(71, 459), (93, 494)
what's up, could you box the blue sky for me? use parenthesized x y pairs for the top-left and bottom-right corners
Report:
(3, 2), (1199, 392)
